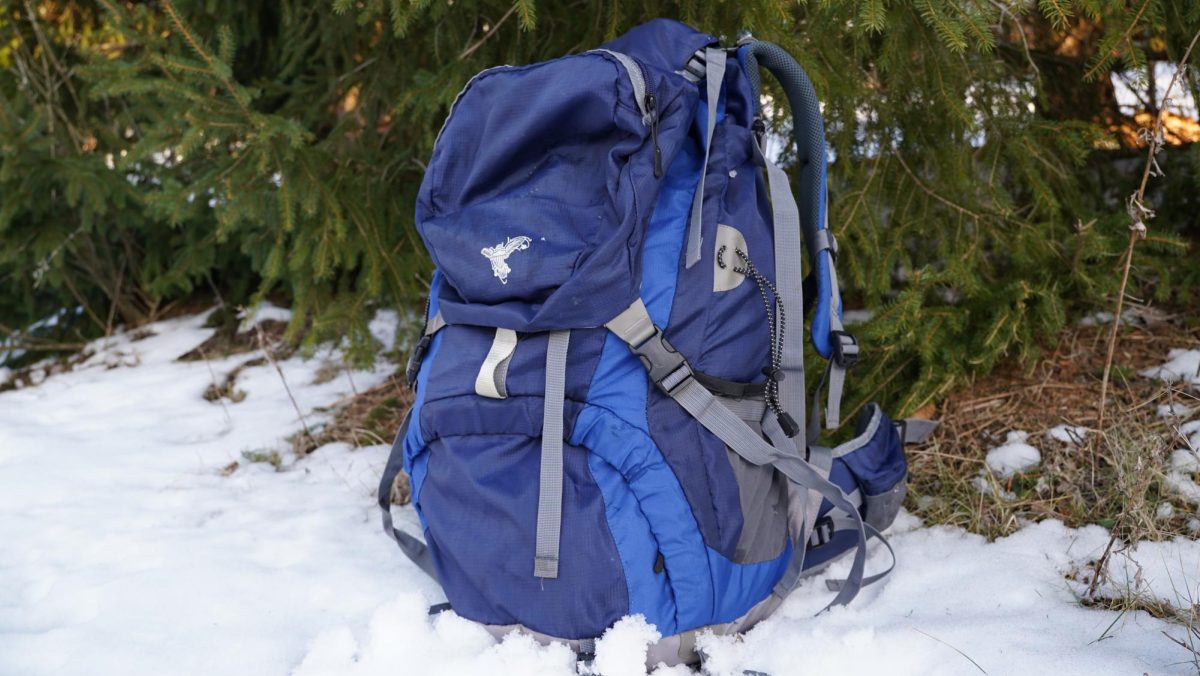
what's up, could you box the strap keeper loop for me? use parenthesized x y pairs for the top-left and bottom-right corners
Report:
(831, 330), (859, 368)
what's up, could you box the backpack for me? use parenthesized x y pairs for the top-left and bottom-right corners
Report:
(378, 19), (934, 669)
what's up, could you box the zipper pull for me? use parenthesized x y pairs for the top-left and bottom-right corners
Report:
(646, 93), (663, 177)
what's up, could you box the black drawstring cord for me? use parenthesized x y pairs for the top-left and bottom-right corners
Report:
(717, 245), (788, 421)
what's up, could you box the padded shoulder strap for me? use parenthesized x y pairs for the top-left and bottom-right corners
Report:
(741, 42), (840, 356)
(742, 40), (858, 433)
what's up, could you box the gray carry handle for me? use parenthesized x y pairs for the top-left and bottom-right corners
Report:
(742, 40), (826, 278)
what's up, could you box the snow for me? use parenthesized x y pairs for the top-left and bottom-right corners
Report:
(1142, 349), (1200, 389)
(985, 430), (1041, 478)
(238, 300), (295, 330)
(2, 311), (1197, 675)
(1144, 351), (1200, 505)
(585, 616), (663, 676)
(1046, 424), (1089, 445)
(1159, 402), (1196, 419)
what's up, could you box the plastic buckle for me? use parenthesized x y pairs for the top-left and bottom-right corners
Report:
(629, 328), (693, 396)
(830, 330), (859, 368)
(405, 334), (432, 388)
(810, 515), (835, 547)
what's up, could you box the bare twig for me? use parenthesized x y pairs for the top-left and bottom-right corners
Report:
(458, 3), (518, 61)
(912, 627), (988, 674)
(250, 311), (316, 450)
(894, 151), (985, 220)
(1097, 29), (1200, 431)
(988, 0), (1041, 85)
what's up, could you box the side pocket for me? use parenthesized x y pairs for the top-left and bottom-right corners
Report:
(833, 403), (908, 533)
(862, 480), (906, 533)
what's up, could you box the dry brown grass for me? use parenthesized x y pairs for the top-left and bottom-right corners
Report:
(907, 312), (1200, 540)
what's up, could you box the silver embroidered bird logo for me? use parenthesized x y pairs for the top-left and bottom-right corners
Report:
(480, 236), (532, 285)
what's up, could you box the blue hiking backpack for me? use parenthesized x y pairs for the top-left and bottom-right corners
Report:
(379, 19), (933, 668)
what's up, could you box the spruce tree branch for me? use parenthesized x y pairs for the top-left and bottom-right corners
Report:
(1097, 28), (1200, 431)
(1082, 0), (1153, 82)
(160, 0), (253, 121)
(893, 151), (984, 220)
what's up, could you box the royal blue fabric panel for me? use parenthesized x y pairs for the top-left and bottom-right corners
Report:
(577, 140), (707, 634)
(574, 404), (686, 634)
(402, 329), (441, 530)
(585, 450), (673, 633)
(810, 155), (840, 360)
(572, 403), (712, 634)
(598, 19), (715, 73)
(403, 270), (445, 529)
(705, 542), (791, 624)
(640, 125), (703, 324)
(416, 52), (697, 331)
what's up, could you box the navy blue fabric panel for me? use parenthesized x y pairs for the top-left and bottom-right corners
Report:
(419, 325), (605, 409)
(646, 385), (744, 559)
(419, 430), (626, 638)
(598, 19), (715, 73)
(662, 61), (772, 383)
(416, 52), (697, 331)
(839, 413), (907, 496)
(802, 529), (858, 572)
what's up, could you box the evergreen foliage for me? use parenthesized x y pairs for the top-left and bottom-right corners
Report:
(1, 1), (1197, 418)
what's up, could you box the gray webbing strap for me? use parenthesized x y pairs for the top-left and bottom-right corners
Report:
(685, 47), (727, 269)
(474, 328), (518, 399)
(722, 395), (768, 424)
(379, 413), (439, 580)
(813, 229), (837, 259)
(751, 133), (806, 437)
(825, 523), (896, 592)
(824, 263), (850, 430)
(900, 418), (939, 444)
(534, 330), (570, 578)
(605, 301), (869, 609)
(804, 445), (833, 537)
(426, 311), (446, 335)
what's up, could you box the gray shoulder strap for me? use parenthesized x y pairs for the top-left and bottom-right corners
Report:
(751, 132), (805, 438)
(605, 301), (871, 609)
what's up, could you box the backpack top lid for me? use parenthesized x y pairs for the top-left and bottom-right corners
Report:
(598, 19), (716, 73)
(413, 26), (703, 332)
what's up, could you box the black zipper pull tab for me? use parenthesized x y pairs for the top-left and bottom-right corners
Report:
(646, 93), (663, 177)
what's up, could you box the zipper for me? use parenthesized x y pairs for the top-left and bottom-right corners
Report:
(590, 49), (663, 176)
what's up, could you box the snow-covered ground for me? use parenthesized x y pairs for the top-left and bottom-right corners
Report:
(2, 311), (1199, 675)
